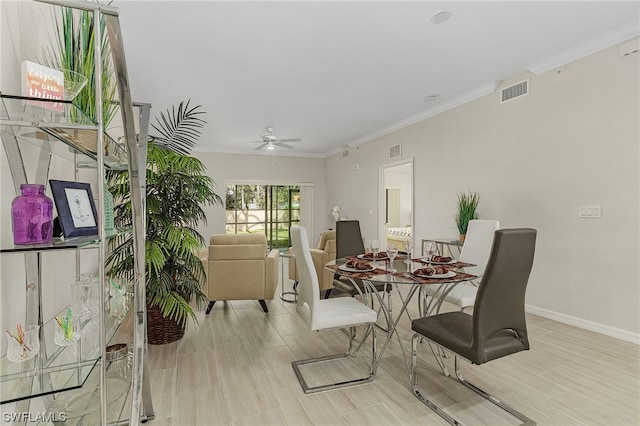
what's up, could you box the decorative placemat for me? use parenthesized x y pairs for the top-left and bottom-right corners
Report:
(327, 263), (387, 279)
(411, 258), (475, 268)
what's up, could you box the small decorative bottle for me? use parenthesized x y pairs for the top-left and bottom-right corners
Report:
(11, 183), (54, 244)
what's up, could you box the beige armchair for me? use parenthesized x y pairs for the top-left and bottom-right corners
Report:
(289, 230), (336, 297)
(203, 233), (279, 314)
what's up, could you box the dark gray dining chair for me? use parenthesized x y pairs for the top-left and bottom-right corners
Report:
(410, 228), (537, 425)
(332, 220), (393, 330)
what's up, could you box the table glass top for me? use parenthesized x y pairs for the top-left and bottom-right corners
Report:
(328, 257), (477, 285)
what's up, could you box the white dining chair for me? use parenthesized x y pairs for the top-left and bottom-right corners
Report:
(422, 219), (500, 312)
(290, 226), (378, 393)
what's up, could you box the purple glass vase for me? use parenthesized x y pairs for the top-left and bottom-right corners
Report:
(11, 183), (54, 245)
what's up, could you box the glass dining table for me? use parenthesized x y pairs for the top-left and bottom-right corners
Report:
(326, 255), (477, 377)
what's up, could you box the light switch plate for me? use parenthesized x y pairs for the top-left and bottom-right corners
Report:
(579, 205), (601, 218)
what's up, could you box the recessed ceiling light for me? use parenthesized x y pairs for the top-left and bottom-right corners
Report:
(431, 11), (451, 24)
(424, 94), (439, 103)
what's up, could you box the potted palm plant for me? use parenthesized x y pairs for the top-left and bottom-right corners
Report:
(454, 190), (480, 242)
(107, 100), (222, 344)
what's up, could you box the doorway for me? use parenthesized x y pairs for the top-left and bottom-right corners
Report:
(379, 159), (414, 250)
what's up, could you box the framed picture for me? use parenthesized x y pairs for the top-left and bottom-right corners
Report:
(49, 180), (98, 238)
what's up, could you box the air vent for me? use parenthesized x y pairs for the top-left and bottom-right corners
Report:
(389, 144), (401, 159)
(620, 38), (640, 57)
(342, 149), (350, 158)
(501, 79), (528, 103)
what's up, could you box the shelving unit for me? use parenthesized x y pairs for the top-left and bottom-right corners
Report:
(1, 1), (152, 424)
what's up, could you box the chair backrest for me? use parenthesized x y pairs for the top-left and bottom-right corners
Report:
(291, 226), (320, 328)
(209, 233), (267, 260)
(207, 233), (279, 301)
(335, 220), (365, 259)
(472, 228), (536, 363)
(459, 219), (500, 276)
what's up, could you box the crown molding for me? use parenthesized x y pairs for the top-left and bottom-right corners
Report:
(527, 20), (640, 74)
(331, 80), (500, 156)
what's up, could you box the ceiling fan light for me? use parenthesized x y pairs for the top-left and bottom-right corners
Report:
(265, 144), (276, 150)
(431, 11), (451, 24)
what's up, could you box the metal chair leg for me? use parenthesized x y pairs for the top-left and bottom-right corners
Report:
(453, 357), (536, 425)
(292, 325), (377, 394)
(410, 334), (460, 425)
(410, 333), (535, 426)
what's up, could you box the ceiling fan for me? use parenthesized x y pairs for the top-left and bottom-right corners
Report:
(252, 127), (301, 150)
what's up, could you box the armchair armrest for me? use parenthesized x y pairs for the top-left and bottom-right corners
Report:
(199, 248), (208, 278)
(265, 248), (280, 298)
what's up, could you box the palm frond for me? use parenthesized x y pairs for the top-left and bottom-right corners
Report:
(150, 99), (207, 155)
(147, 290), (195, 326)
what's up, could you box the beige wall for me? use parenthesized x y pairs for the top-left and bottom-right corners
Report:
(325, 41), (640, 340)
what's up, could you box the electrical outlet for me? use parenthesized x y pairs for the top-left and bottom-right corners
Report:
(579, 205), (601, 218)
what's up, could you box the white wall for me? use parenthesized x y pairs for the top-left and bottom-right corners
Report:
(325, 41), (640, 341)
(0, 1), (101, 353)
(192, 151), (328, 247)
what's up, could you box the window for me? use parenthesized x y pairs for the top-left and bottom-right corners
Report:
(225, 184), (300, 248)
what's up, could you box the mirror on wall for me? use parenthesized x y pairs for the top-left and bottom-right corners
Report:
(379, 159), (413, 252)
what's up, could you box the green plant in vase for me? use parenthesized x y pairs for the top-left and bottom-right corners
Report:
(42, 6), (118, 126)
(454, 190), (480, 241)
(107, 101), (222, 343)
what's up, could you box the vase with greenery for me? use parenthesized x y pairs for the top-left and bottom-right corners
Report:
(107, 100), (222, 343)
(42, 6), (118, 126)
(454, 190), (480, 240)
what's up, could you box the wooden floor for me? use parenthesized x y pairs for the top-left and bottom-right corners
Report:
(145, 272), (640, 426)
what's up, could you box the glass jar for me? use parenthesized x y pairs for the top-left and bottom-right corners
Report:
(11, 183), (54, 244)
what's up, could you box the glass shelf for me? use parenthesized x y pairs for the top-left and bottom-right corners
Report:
(0, 95), (96, 126)
(0, 235), (100, 254)
(41, 346), (133, 425)
(0, 294), (133, 404)
(1, 95), (129, 170)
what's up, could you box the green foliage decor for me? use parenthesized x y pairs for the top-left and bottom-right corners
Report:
(42, 6), (117, 125)
(455, 190), (480, 236)
(107, 101), (222, 327)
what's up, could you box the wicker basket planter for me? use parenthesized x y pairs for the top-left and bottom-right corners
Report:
(146, 304), (185, 345)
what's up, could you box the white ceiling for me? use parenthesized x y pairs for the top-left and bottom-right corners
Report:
(116, 1), (640, 158)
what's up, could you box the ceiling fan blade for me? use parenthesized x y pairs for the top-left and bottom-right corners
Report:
(278, 138), (301, 143)
(277, 143), (295, 149)
(255, 143), (268, 150)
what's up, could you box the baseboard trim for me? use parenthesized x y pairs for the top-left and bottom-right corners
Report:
(525, 304), (640, 345)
